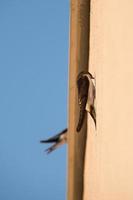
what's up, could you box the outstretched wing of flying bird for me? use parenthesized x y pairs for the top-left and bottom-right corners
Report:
(40, 128), (67, 154)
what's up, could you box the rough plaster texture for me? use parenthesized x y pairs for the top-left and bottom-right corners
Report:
(84, 0), (133, 199)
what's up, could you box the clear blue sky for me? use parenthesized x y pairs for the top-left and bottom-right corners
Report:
(0, 1), (69, 200)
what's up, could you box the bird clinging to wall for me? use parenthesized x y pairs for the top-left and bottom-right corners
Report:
(76, 71), (96, 132)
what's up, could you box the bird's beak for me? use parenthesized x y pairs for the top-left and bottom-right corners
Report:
(90, 74), (95, 79)
(88, 72), (95, 79)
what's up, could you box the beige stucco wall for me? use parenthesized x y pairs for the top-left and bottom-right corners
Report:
(84, 0), (133, 199)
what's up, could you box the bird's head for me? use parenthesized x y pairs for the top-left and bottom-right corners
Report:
(77, 71), (94, 80)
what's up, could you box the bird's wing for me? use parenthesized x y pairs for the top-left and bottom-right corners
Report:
(76, 77), (89, 132)
(40, 128), (67, 143)
(45, 139), (66, 154)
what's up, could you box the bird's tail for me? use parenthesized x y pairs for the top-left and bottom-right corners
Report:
(90, 105), (96, 127)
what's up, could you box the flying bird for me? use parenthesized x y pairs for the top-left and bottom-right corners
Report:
(40, 128), (67, 154)
(76, 71), (96, 132)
